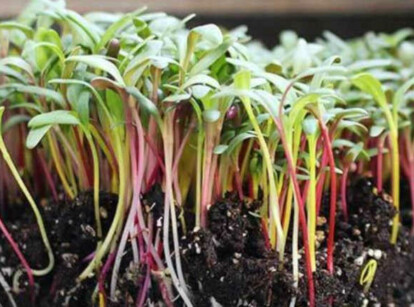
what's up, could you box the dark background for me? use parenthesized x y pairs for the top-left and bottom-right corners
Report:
(1, 0), (414, 46)
(192, 13), (414, 47)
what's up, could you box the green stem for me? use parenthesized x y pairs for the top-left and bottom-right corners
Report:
(84, 127), (102, 240)
(0, 107), (54, 276)
(307, 134), (317, 271)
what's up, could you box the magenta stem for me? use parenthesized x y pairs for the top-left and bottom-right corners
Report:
(0, 218), (35, 303)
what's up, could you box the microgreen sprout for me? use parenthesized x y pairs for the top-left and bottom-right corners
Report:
(360, 259), (378, 294)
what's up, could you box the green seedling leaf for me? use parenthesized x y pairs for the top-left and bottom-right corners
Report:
(0, 65), (27, 83)
(345, 142), (364, 163)
(30, 42), (65, 68)
(0, 57), (35, 81)
(369, 125), (385, 137)
(133, 18), (151, 37)
(57, 9), (100, 47)
(348, 59), (394, 72)
(0, 84), (65, 106)
(293, 39), (312, 75)
(280, 30), (298, 49)
(26, 124), (52, 149)
(393, 76), (414, 114)
(182, 74), (220, 90)
(333, 139), (355, 148)
(331, 107), (369, 119)
(96, 8), (146, 52)
(351, 73), (387, 109)
(126, 86), (162, 126)
(213, 144), (228, 154)
(163, 93), (191, 103)
(227, 131), (256, 154)
(66, 55), (125, 86)
(3, 115), (30, 133)
(28, 110), (80, 128)
(0, 22), (34, 38)
(67, 84), (91, 125)
(191, 24), (223, 49)
(190, 38), (233, 76)
(9, 102), (43, 113)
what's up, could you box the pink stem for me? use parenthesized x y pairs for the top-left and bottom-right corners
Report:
(98, 251), (116, 299)
(0, 218), (35, 303)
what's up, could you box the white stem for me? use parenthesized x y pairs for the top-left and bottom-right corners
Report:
(0, 270), (17, 307)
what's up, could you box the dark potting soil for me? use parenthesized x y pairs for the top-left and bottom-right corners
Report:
(0, 192), (118, 306)
(182, 178), (414, 306)
(1, 178), (413, 306)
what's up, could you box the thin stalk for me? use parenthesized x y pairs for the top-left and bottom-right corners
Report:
(0, 271), (17, 307)
(36, 149), (58, 202)
(194, 127), (204, 229)
(79, 124), (126, 280)
(47, 132), (75, 199)
(314, 114), (337, 275)
(84, 129), (102, 241)
(161, 112), (193, 306)
(88, 124), (118, 189)
(274, 119), (315, 307)
(200, 123), (215, 227)
(307, 134), (317, 271)
(289, 198), (299, 307)
(376, 136), (385, 192)
(389, 129), (400, 244)
(340, 164), (350, 222)
(235, 71), (285, 254)
(0, 107), (55, 276)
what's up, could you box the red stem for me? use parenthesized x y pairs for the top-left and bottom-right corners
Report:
(319, 124), (337, 275)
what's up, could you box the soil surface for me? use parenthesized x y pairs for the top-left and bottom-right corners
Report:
(1, 178), (413, 306)
(183, 178), (414, 306)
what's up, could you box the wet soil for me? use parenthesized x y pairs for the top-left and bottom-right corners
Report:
(1, 177), (413, 306)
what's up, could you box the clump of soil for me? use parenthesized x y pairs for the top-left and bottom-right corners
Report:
(182, 194), (295, 307)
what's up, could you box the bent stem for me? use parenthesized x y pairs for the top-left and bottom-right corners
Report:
(0, 107), (54, 276)
(235, 71), (285, 254)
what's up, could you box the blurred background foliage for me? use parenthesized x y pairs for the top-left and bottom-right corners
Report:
(0, 0), (414, 47)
